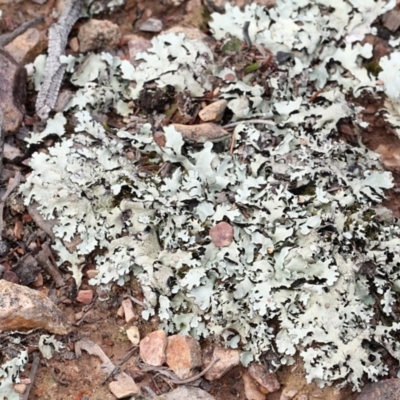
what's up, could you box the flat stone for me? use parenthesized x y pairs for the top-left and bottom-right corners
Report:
(203, 344), (240, 381)
(121, 298), (135, 323)
(140, 329), (167, 366)
(139, 18), (163, 33)
(242, 372), (266, 400)
(0, 280), (71, 334)
(248, 362), (280, 393)
(0, 49), (26, 133)
(3, 143), (22, 160)
(109, 372), (140, 399)
(166, 334), (202, 379)
(126, 326), (140, 345)
(78, 19), (121, 53)
(4, 28), (47, 64)
(199, 100), (227, 122)
(171, 123), (230, 144)
(356, 379), (400, 400)
(76, 289), (93, 305)
(154, 386), (216, 400)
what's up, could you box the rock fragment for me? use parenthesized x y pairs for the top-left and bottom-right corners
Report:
(78, 19), (121, 53)
(382, 8), (400, 32)
(76, 289), (93, 305)
(140, 329), (167, 366)
(4, 28), (47, 64)
(248, 362), (280, 393)
(242, 372), (266, 400)
(109, 374), (140, 399)
(121, 298), (135, 323)
(126, 326), (140, 345)
(166, 334), (202, 379)
(172, 123), (230, 143)
(0, 49), (26, 133)
(199, 100), (227, 122)
(154, 386), (216, 400)
(210, 221), (234, 247)
(0, 280), (71, 334)
(203, 344), (240, 381)
(140, 18), (163, 33)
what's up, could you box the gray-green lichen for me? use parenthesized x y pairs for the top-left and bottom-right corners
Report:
(19, 0), (400, 391)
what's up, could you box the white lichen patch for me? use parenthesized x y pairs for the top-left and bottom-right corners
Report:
(20, 0), (400, 391)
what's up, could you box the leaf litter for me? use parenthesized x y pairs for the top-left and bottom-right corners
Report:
(10, 0), (400, 393)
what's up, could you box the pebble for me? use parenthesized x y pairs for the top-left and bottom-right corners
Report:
(76, 289), (93, 305)
(78, 19), (121, 53)
(109, 373), (140, 399)
(140, 329), (167, 366)
(126, 326), (140, 345)
(166, 334), (202, 379)
(199, 99), (227, 122)
(248, 362), (280, 393)
(121, 298), (135, 323)
(242, 372), (266, 400)
(154, 386), (216, 400)
(139, 18), (163, 33)
(203, 344), (240, 381)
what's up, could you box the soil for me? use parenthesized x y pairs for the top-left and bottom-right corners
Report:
(0, 1), (399, 400)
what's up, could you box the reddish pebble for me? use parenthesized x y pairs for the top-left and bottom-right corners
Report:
(210, 221), (234, 247)
(76, 289), (93, 305)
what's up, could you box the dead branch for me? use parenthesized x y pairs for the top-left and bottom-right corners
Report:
(21, 354), (40, 400)
(27, 202), (57, 241)
(36, 0), (83, 120)
(0, 16), (44, 48)
(36, 241), (65, 287)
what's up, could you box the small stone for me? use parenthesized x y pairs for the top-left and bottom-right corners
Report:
(210, 221), (234, 247)
(166, 334), (202, 379)
(203, 344), (240, 381)
(86, 269), (99, 279)
(78, 19), (121, 53)
(248, 363), (280, 393)
(172, 123), (230, 144)
(279, 388), (298, 400)
(4, 28), (47, 64)
(140, 330), (167, 366)
(154, 386), (216, 400)
(117, 305), (125, 318)
(126, 326), (140, 345)
(13, 383), (27, 394)
(69, 37), (79, 52)
(382, 8), (400, 32)
(31, 272), (44, 288)
(121, 298), (135, 323)
(109, 374), (140, 399)
(0, 49), (26, 133)
(199, 100), (227, 122)
(76, 289), (93, 305)
(0, 280), (71, 334)
(296, 395), (308, 400)
(242, 372), (266, 400)
(139, 18), (163, 33)
(356, 378), (400, 400)
(3, 143), (22, 160)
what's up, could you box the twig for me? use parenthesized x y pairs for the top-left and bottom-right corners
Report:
(36, 0), (82, 120)
(27, 202), (57, 241)
(21, 354), (40, 400)
(0, 16), (44, 48)
(100, 346), (138, 385)
(222, 119), (275, 130)
(0, 171), (21, 234)
(123, 294), (147, 309)
(242, 21), (252, 48)
(36, 241), (65, 287)
(142, 386), (157, 398)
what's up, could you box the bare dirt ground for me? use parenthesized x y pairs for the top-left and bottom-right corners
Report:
(1, 1), (400, 399)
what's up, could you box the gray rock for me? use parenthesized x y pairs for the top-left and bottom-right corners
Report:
(139, 18), (163, 33)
